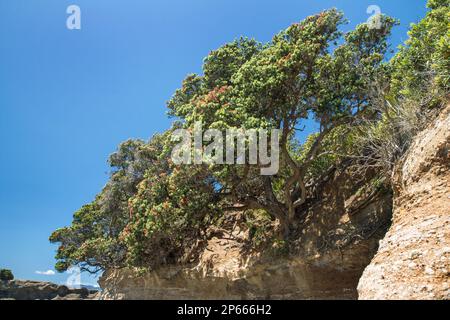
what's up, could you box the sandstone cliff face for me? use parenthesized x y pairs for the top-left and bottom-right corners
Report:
(99, 261), (359, 300)
(358, 106), (450, 300)
(100, 163), (392, 300)
(99, 106), (449, 300)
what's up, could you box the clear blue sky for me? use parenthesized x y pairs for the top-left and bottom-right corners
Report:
(0, 0), (428, 286)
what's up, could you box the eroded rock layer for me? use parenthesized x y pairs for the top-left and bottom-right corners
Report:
(358, 106), (450, 300)
(100, 164), (392, 300)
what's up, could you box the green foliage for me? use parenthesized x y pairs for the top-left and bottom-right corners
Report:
(0, 269), (14, 281)
(164, 9), (395, 238)
(245, 210), (275, 247)
(347, 0), (449, 180)
(294, 125), (356, 180)
(51, 5), (447, 273)
(391, 0), (449, 100)
(50, 135), (168, 273)
(122, 164), (221, 267)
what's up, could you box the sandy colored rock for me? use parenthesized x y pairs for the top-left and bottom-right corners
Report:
(100, 162), (392, 300)
(358, 105), (450, 300)
(99, 106), (449, 300)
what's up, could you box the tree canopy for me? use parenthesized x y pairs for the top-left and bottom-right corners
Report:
(50, 3), (449, 273)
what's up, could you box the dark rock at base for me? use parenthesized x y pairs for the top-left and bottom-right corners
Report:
(0, 280), (98, 300)
(57, 285), (70, 297)
(69, 287), (90, 298)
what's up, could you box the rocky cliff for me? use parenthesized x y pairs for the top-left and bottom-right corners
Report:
(358, 105), (450, 300)
(99, 161), (392, 299)
(99, 106), (449, 300)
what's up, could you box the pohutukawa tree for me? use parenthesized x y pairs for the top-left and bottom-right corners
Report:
(167, 9), (396, 236)
(51, 9), (400, 272)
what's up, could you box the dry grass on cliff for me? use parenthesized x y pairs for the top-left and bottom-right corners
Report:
(350, 77), (448, 181)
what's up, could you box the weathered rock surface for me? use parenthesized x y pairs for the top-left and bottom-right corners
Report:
(100, 161), (392, 300)
(0, 280), (99, 300)
(99, 262), (359, 300)
(358, 106), (450, 300)
(99, 106), (449, 300)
